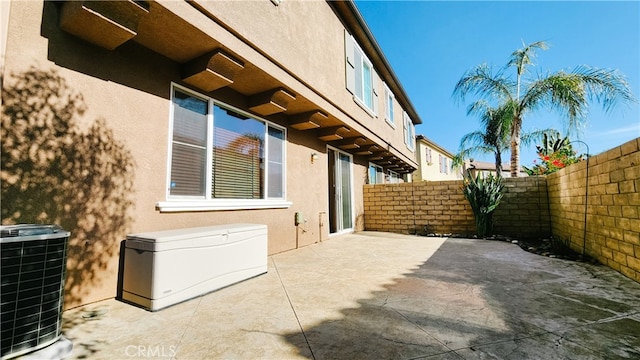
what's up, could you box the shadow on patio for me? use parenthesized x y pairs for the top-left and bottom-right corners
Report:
(60, 232), (640, 359)
(281, 235), (640, 359)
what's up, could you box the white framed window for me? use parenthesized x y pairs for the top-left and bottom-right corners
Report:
(387, 170), (400, 184)
(368, 163), (384, 184)
(403, 111), (415, 152)
(356, 49), (374, 110)
(345, 30), (378, 115)
(426, 147), (433, 164)
(157, 84), (291, 212)
(384, 83), (395, 127)
(439, 154), (449, 174)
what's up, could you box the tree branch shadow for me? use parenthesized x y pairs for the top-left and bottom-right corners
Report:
(1, 67), (135, 308)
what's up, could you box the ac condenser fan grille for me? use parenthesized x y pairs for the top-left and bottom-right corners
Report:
(1, 233), (68, 359)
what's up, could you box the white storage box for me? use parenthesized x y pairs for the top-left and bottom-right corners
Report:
(122, 223), (267, 311)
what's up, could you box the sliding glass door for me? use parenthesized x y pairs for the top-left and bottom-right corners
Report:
(328, 148), (353, 233)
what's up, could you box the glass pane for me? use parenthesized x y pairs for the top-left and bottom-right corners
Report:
(363, 62), (373, 109)
(354, 50), (363, 100)
(172, 91), (207, 146)
(170, 143), (206, 196)
(339, 153), (352, 229)
(267, 126), (284, 198)
(170, 90), (207, 196)
(368, 165), (376, 184)
(377, 168), (384, 184)
(212, 105), (265, 199)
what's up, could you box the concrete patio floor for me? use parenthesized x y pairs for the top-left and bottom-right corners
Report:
(61, 232), (640, 359)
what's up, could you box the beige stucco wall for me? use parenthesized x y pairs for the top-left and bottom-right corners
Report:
(2, 0), (376, 308)
(414, 140), (461, 181)
(196, 0), (415, 165)
(1, 0), (10, 71)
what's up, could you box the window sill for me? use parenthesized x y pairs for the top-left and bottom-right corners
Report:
(385, 118), (396, 129)
(353, 96), (376, 118)
(156, 199), (293, 212)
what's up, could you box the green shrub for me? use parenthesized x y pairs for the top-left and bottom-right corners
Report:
(462, 173), (504, 237)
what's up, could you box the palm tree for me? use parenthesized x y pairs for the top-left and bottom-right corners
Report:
(453, 100), (550, 177)
(453, 40), (636, 177)
(454, 101), (512, 176)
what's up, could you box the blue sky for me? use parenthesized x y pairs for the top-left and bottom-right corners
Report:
(354, 0), (640, 165)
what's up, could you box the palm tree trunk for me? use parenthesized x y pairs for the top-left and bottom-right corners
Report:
(510, 116), (522, 177)
(495, 147), (503, 177)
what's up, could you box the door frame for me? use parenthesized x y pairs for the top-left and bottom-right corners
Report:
(327, 146), (355, 235)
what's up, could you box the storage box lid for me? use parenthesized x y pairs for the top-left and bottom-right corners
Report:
(126, 223), (266, 243)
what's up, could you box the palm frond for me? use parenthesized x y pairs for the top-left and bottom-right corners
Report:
(466, 100), (491, 117)
(452, 63), (514, 103)
(522, 66), (636, 136)
(520, 128), (559, 147)
(522, 72), (588, 133)
(455, 144), (495, 160)
(571, 65), (637, 112)
(451, 153), (466, 169)
(507, 40), (549, 76)
(481, 101), (514, 149)
(459, 130), (487, 149)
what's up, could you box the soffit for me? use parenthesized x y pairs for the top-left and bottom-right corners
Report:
(56, 0), (417, 173)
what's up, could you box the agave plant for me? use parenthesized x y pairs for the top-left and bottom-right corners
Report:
(462, 172), (504, 237)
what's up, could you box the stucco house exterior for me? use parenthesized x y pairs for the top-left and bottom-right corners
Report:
(1, 0), (421, 308)
(414, 135), (461, 181)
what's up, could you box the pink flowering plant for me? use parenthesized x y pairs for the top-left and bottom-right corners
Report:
(524, 147), (584, 175)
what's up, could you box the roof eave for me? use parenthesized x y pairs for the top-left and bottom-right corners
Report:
(329, 0), (423, 125)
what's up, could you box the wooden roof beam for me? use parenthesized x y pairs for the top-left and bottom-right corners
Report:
(182, 49), (245, 92)
(289, 111), (327, 130)
(335, 137), (366, 150)
(249, 88), (296, 116)
(317, 126), (350, 142)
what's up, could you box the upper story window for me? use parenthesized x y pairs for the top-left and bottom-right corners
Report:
(384, 83), (394, 127)
(355, 49), (374, 109)
(387, 170), (400, 184)
(368, 163), (384, 184)
(158, 85), (290, 212)
(439, 154), (449, 174)
(345, 30), (378, 115)
(426, 147), (433, 164)
(403, 111), (415, 152)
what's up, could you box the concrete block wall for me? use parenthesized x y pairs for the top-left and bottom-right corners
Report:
(493, 176), (551, 239)
(364, 139), (639, 284)
(547, 138), (640, 282)
(364, 177), (550, 238)
(363, 181), (475, 235)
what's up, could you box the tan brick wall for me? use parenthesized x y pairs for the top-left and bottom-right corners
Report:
(365, 139), (639, 284)
(364, 177), (550, 238)
(493, 177), (550, 239)
(364, 181), (475, 235)
(548, 138), (640, 282)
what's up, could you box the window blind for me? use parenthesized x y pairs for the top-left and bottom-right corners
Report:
(170, 91), (208, 197)
(212, 126), (263, 199)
